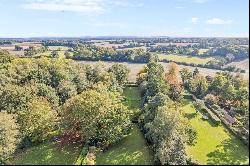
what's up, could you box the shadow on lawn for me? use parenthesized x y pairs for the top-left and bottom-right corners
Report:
(207, 137), (249, 165)
(12, 142), (80, 165)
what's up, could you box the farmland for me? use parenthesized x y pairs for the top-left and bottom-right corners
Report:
(78, 61), (249, 82)
(158, 54), (215, 65)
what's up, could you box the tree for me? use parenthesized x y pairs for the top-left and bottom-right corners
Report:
(14, 45), (22, 51)
(18, 98), (56, 143)
(204, 94), (218, 106)
(57, 80), (77, 104)
(0, 113), (20, 164)
(0, 50), (15, 64)
(108, 64), (130, 85)
(147, 103), (187, 165)
(51, 51), (59, 58)
(0, 84), (37, 113)
(180, 68), (192, 88)
(165, 63), (183, 101)
(193, 68), (199, 78)
(61, 88), (131, 148)
(190, 74), (208, 98)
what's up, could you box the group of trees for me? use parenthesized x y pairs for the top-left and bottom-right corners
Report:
(24, 46), (48, 57)
(137, 61), (197, 165)
(70, 44), (158, 63)
(180, 67), (249, 132)
(0, 51), (132, 163)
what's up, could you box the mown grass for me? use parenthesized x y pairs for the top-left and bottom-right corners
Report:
(158, 54), (214, 65)
(96, 123), (153, 165)
(95, 86), (153, 165)
(10, 141), (81, 165)
(182, 99), (249, 165)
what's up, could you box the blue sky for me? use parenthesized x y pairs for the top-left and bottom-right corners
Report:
(0, 0), (249, 37)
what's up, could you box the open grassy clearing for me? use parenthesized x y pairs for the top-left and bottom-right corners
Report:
(182, 98), (249, 165)
(10, 141), (81, 165)
(95, 86), (153, 165)
(158, 54), (215, 65)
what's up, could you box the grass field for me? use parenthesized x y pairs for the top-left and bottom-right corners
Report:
(10, 141), (81, 165)
(182, 98), (249, 165)
(158, 54), (215, 65)
(95, 86), (153, 165)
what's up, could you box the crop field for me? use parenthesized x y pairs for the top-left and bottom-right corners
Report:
(158, 54), (215, 65)
(182, 98), (249, 165)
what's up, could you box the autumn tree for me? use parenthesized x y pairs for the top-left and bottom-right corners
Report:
(165, 62), (183, 101)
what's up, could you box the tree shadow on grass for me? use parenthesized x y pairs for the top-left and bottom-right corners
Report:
(184, 112), (198, 120)
(207, 137), (249, 165)
(12, 142), (80, 165)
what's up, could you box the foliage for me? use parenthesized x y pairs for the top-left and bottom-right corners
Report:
(190, 74), (208, 98)
(204, 94), (218, 106)
(61, 87), (131, 148)
(165, 62), (183, 101)
(18, 98), (57, 143)
(0, 113), (20, 164)
(108, 64), (130, 85)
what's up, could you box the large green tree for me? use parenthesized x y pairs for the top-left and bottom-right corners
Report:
(18, 98), (56, 143)
(0, 113), (20, 164)
(61, 87), (131, 148)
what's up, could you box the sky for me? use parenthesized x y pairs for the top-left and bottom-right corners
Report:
(0, 0), (249, 37)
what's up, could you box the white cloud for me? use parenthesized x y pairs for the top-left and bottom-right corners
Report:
(191, 17), (198, 24)
(21, 0), (142, 14)
(206, 18), (233, 25)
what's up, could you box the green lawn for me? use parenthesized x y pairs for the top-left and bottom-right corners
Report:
(96, 124), (153, 165)
(95, 86), (153, 165)
(158, 54), (214, 65)
(123, 86), (141, 109)
(10, 141), (81, 165)
(182, 99), (249, 165)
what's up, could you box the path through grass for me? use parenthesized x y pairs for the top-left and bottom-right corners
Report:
(182, 98), (249, 165)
